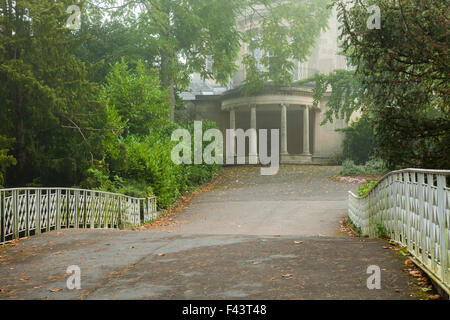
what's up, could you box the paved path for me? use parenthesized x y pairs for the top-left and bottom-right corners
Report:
(0, 230), (415, 300)
(152, 166), (352, 236)
(0, 166), (419, 300)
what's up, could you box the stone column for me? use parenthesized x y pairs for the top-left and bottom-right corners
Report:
(249, 105), (258, 163)
(230, 108), (236, 130)
(303, 105), (311, 155)
(229, 109), (236, 157)
(280, 103), (288, 155)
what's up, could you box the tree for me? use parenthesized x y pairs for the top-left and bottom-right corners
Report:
(242, 0), (332, 95)
(0, 0), (114, 186)
(0, 136), (16, 187)
(309, 0), (450, 169)
(75, 13), (159, 83)
(89, 0), (332, 119)
(99, 60), (170, 137)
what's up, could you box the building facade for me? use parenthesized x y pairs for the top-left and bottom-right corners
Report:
(182, 11), (349, 164)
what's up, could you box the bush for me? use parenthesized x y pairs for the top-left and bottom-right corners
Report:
(338, 115), (376, 165)
(0, 136), (16, 187)
(340, 158), (388, 177)
(340, 160), (362, 176)
(362, 158), (388, 175)
(358, 180), (377, 197)
(79, 63), (221, 211)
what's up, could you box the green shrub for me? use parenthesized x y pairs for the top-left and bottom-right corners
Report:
(340, 158), (389, 177)
(340, 159), (362, 176)
(0, 136), (16, 187)
(362, 158), (388, 175)
(375, 223), (388, 238)
(79, 63), (221, 211)
(338, 115), (376, 165)
(358, 180), (377, 197)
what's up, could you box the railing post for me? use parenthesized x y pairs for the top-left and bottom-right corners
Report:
(418, 174), (427, 264)
(1, 191), (4, 244)
(25, 190), (29, 237)
(56, 189), (60, 231)
(404, 173), (412, 251)
(437, 175), (448, 283)
(46, 190), (50, 232)
(90, 191), (95, 229)
(75, 190), (79, 229)
(388, 176), (394, 239)
(13, 190), (18, 240)
(83, 190), (87, 229)
(427, 174), (437, 273)
(118, 196), (122, 228)
(36, 190), (41, 234)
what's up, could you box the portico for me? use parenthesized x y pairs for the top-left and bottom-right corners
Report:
(222, 88), (319, 164)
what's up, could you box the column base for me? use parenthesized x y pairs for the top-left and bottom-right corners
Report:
(248, 154), (259, 165)
(281, 154), (313, 164)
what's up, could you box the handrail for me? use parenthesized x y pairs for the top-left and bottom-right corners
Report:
(352, 168), (450, 200)
(348, 168), (450, 294)
(0, 187), (151, 201)
(1, 187), (159, 245)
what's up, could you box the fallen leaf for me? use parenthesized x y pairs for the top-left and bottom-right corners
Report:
(33, 286), (42, 289)
(129, 246), (135, 249)
(252, 261), (260, 265)
(273, 235), (281, 238)
(282, 274), (293, 279)
(429, 294), (440, 300)
(395, 289), (401, 293)
(409, 270), (422, 277)
(157, 253), (165, 257)
(0, 288), (4, 293)
(20, 277), (29, 281)
(294, 241), (303, 244)
(49, 288), (62, 293)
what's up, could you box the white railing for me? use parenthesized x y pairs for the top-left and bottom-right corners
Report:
(349, 169), (450, 293)
(0, 188), (158, 245)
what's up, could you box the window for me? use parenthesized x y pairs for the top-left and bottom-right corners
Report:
(206, 56), (213, 73)
(252, 48), (263, 71)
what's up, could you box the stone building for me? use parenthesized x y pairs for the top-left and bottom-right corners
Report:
(182, 10), (349, 164)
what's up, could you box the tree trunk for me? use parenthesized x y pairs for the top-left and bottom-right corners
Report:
(15, 88), (26, 184)
(160, 52), (176, 121)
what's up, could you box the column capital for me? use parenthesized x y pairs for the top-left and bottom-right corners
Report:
(280, 102), (289, 108)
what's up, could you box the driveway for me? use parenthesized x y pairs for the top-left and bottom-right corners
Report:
(0, 166), (419, 300)
(152, 166), (354, 236)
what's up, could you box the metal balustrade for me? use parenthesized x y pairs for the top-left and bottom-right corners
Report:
(348, 169), (450, 293)
(0, 188), (158, 245)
